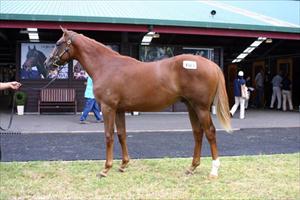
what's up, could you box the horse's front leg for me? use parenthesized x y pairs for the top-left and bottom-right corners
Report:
(98, 104), (116, 178)
(115, 111), (130, 172)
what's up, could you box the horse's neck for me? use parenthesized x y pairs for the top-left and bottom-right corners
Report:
(37, 54), (46, 67)
(73, 35), (118, 78)
(35, 53), (48, 76)
(73, 35), (140, 79)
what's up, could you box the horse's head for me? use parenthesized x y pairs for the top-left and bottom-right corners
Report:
(23, 46), (48, 78)
(23, 46), (41, 70)
(44, 27), (77, 71)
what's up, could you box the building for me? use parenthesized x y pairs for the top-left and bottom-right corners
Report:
(1, 0), (299, 113)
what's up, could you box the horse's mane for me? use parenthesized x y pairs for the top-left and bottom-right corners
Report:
(37, 50), (47, 61)
(77, 32), (142, 64)
(69, 31), (142, 64)
(80, 33), (120, 56)
(27, 47), (47, 62)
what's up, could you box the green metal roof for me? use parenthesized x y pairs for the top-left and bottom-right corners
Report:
(1, 0), (299, 33)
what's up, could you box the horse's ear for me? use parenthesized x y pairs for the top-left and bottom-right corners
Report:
(60, 26), (68, 33)
(28, 46), (31, 50)
(33, 45), (36, 50)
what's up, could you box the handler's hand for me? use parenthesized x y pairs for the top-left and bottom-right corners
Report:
(9, 81), (22, 90)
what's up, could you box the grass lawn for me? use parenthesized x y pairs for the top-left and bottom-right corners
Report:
(0, 153), (299, 199)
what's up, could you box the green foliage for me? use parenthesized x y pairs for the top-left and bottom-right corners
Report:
(15, 91), (27, 105)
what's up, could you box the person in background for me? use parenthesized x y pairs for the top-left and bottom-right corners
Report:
(281, 73), (293, 111)
(230, 71), (246, 119)
(80, 75), (103, 124)
(254, 69), (264, 108)
(270, 71), (283, 110)
(0, 81), (21, 90)
(245, 76), (254, 109)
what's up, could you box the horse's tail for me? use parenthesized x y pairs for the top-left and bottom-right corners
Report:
(214, 67), (232, 132)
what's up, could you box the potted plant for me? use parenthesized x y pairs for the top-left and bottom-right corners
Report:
(15, 91), (27, 115)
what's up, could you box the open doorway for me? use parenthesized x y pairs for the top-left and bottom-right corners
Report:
(277, 58), (293, 80)
(252, 61), (265, 107)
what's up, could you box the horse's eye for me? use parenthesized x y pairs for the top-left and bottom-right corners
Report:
(56, 42), (60, 47)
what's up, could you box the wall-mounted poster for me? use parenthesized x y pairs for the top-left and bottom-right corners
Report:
(20, 43), (68, 79)
(182, 47), (214, 61)
(73, 60), (88, 80)
(139, 46), (175, 62)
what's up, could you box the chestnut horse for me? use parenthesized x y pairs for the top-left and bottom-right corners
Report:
(45, 28), (232, 178)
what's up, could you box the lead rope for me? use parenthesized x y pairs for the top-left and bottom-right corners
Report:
(30, 64), (65, 90)
(0, 64), (64, 131)
(0, 92), (16, 131)
(0, 33), (73, 131)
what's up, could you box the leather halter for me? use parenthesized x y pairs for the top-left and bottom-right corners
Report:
(52, 33), (77, 67)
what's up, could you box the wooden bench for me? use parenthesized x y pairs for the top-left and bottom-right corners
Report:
(38, 88), (77, 114)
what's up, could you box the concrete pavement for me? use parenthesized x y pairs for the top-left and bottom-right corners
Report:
(0, 109), (299, 134)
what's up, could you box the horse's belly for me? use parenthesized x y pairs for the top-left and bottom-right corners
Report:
(119, 94), (179, 112)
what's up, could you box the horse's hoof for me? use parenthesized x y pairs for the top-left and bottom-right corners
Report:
(208, 173), (218, 180)
(119, 167), (126, 173)
(97, 171), (107, 178)
(185, 168), (194, 175)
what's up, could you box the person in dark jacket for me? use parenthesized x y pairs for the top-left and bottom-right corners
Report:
(230, 71), (246, 119)
(281, 74), (293, 111)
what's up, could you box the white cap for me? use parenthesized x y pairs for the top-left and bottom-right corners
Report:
(238, 71), (244, 76)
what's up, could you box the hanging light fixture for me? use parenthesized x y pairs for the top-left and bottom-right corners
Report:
(141, 25), (160, 45)
(232, 37), (266, 63)
(26, 27), (39, 42)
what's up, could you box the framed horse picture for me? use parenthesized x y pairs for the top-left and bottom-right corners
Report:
(182, 47), (214, 60)
(20, 43), (69, 79)
(73, 60), (87, 80)
(139, 46), (175, 62)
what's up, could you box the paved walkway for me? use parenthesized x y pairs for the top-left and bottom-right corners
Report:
(0, 110), (299, 134)
(1, 128), (299, 161)
(0, 110), (299, 162)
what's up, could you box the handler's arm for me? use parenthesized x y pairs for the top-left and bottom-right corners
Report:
(0, 82), (22, 90)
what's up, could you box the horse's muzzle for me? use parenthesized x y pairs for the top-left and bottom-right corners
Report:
(44, 58), (55, 70)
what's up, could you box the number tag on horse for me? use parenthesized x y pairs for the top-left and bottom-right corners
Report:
(183, 61), (197, 69)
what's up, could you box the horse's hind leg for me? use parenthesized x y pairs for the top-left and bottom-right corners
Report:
(197, 109), (220, 179)
(186, 103), (204, 175)
(115, 111), (130, 172)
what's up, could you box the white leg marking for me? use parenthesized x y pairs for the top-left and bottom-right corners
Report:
(210, 158), (220, 176)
